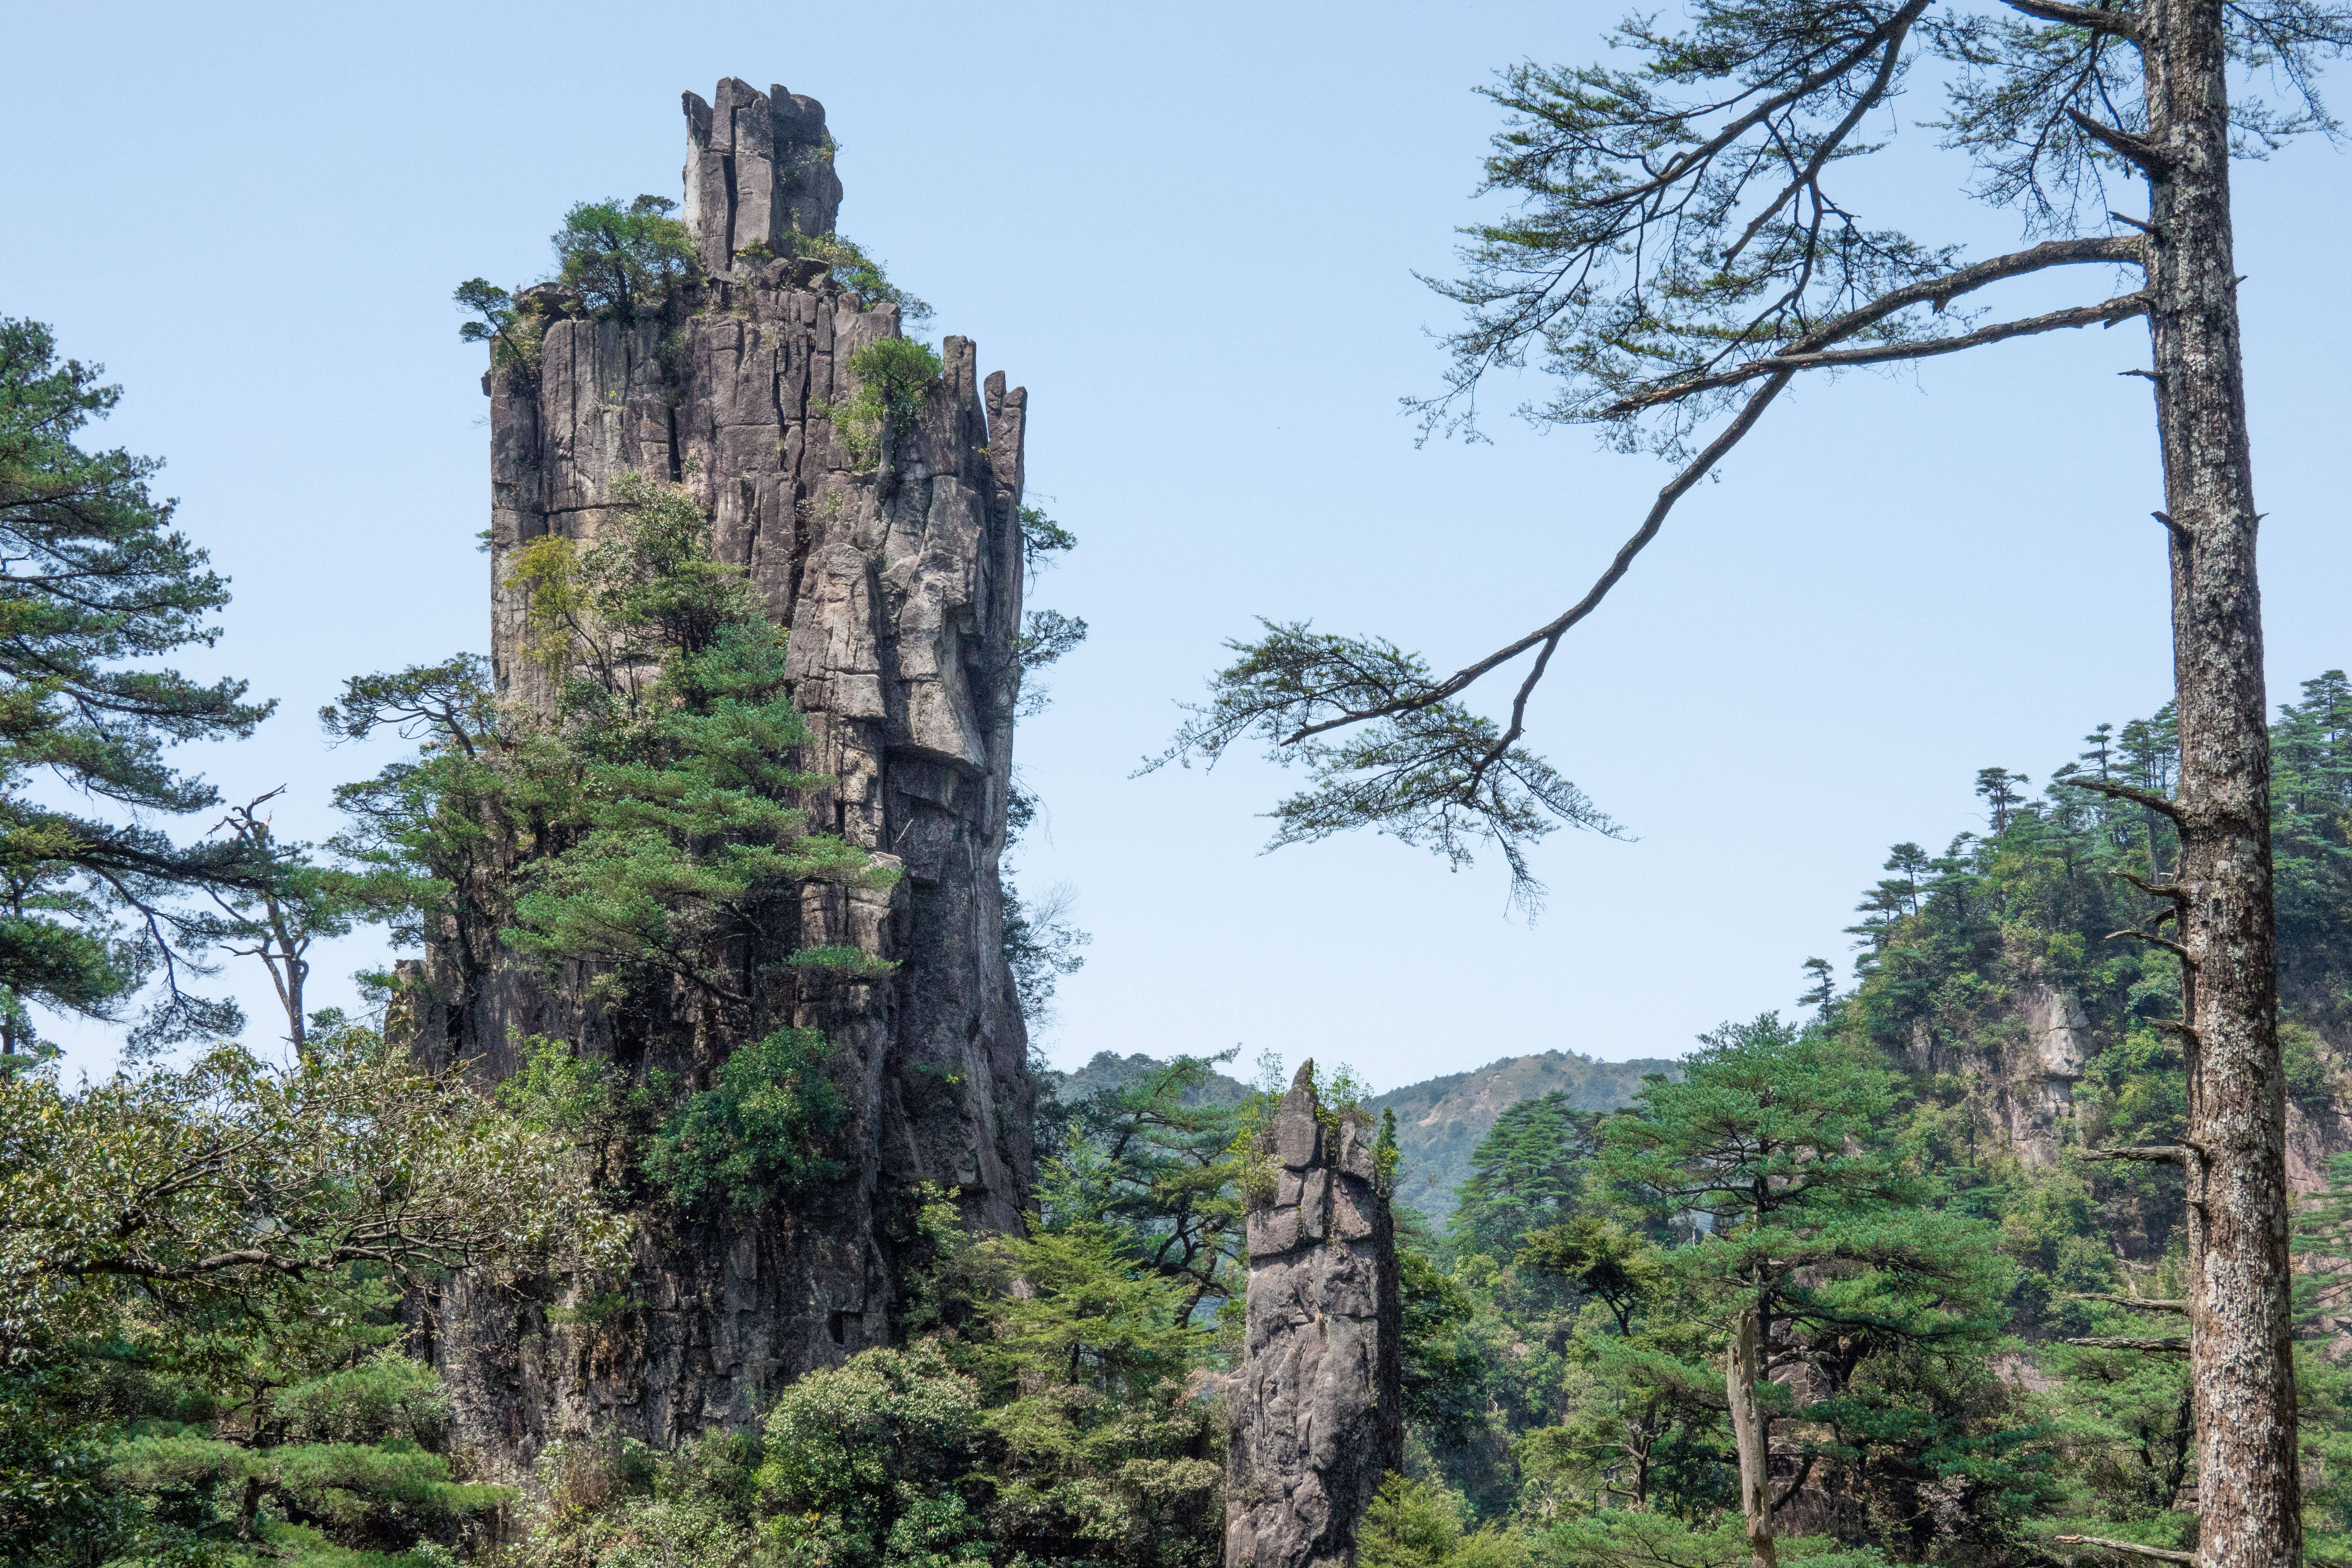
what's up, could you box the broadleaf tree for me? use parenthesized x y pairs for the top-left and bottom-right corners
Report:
(1152, 2), (2351, 1556)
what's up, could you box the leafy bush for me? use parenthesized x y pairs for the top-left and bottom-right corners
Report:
(757, 1343), (986, 1568)
(646, 1027), (846, 1210)
(786, 233), (933, 325)
(1356, 1475), (1527, 1568)
(818, 338), (943, 471)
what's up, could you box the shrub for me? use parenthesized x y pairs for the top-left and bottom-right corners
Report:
(819, 338), (943, 472)
(787, 233), (934, 325)
(756, 1343), (986, 1568)
(645, 1028), (847, 1210)
(555, 196), (695, 322)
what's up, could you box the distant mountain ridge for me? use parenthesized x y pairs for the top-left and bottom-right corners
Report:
(1366, 1050), (1679, 1224)
(1038, 1048), (1677, 1226)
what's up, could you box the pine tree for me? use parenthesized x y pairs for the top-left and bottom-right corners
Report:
(0, 319), (278, 1056)
(1446, 1092), (1602, 1263)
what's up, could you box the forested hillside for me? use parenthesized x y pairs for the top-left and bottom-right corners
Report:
(1368, 1053), (1679, 1224)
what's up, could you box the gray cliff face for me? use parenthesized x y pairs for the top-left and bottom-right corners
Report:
(1898, 984), (2091, 1167)
(1226, 1067), (1403, 1568)
(414, 78), (1034, 1476)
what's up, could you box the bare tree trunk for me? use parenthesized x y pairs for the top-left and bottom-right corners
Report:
(2144, 0), (2299, 1561)
(1727, 1307), (1776, 1568)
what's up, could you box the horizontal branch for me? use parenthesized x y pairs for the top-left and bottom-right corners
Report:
(2067, 108), (2171, 172)
(2067, 1292), (2189, 1314)
(2109, 867), (2184, 900)
(2064, 1335), (2190, 1353)
(2056, 772), (2185, 821)
(2108, 926), (2193, 963)
(2000, 0), (2144, 37)
(2077, 1144), (2189, 1164)
(2053, 1535), (2196, 1564)
(1613, 292), (2149, 410)
(1266, 237), (2145, 798)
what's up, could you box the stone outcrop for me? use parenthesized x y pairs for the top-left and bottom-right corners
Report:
(1225, 1066), (1403, 1568)
(2006, 985), (2092, 1165)
(411, 77), (1035, 1476)
(1898, 983), (2092, 1166)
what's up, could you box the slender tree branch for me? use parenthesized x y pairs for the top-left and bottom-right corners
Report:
(1608, 235), (2147, 413)
(2108, 926), (2194, 962)
(1724, 19), (1920, 267)
(2078, 1145), (2190, 1164)
(1594, 1), (1935, 212)
(1999, 0), (2145, 38)
(2064, 1335), (2191, 1352)
(2066, 107), (2172, 170)
(1611, 292), (2149, 411)
(2110, 867), (2185, 900)
(2067, 1292), (2190, 1314)
(1287, 371), (1796, 746)
(2056, 772), (2185, 820)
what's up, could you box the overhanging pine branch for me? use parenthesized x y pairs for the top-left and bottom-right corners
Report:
(1611, 292), (2149, 411)
(1284, 370), (1796, 746)
(1609, 235), (2147, 413)
(2000, 0), (2144, 38)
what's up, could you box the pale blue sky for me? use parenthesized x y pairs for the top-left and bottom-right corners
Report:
(5, 1), (2347, 1090)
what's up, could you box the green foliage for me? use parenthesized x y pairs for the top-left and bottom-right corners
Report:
(0, 318), (281, 1055)
(745, 1207), (1220, 1568)
(553, 196), (695, 322)
(0, 1020), (626, 1350)
(819, 338), (944, 472)
(0, 1022), (618, 1567)
(453, 194), (693, 376)
(453, 279), (543, 380)
(1016, 505), (1076, 572)
(758, 1341), (986, 1568)
(1357, 1475), (1528, 1568)
(330, 472), (890, 1213)
(1033, 1053), (1250, 1318)
(1369, 1051), (1676, 1226)
(787, 233), (934, 326)
(645, 1027), (845, 1209)
(1445, 1091), (1600, 1262)
(1145, 621), (1621, 911)
(508, 1431), (766, 1568)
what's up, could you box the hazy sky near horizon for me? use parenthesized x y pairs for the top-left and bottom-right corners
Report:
(4, 1), (2347, 1093)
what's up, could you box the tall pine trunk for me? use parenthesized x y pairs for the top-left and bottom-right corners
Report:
(1727, 1307), (1776, 1568)
(2144, 0), (2299, 1559)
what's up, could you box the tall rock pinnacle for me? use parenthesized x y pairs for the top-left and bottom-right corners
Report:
(415, 77), (1036, 1474)
(1225, 1064), (1405, 1568)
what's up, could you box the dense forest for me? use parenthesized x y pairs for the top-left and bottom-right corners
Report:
(10, 384), (2352, 1567)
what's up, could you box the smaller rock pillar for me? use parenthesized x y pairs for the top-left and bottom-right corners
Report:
(1225, 1064), (1404, 1568)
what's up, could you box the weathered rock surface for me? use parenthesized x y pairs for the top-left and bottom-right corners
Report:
(1226, 1066), (1403, 1568)
(410, 78), (1035, 1477)
(1897, 983), (2092, 1166)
